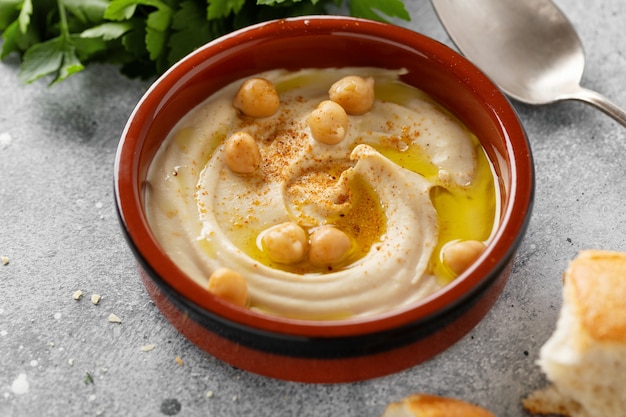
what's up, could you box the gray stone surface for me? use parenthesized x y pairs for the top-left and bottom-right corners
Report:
(1, 1), (625, 416)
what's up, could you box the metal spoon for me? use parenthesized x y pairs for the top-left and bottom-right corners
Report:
(431, 0), (626, 127)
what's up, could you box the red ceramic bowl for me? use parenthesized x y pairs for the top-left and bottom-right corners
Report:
(114, 16), (533, 383)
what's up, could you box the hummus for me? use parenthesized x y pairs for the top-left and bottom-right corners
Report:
(145, 68), (498, 320)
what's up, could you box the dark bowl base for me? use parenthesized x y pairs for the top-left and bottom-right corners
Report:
(139, 262), (511, 383)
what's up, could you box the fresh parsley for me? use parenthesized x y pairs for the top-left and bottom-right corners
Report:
(0, 0), (410, 85)
(84, 371), (94, 385)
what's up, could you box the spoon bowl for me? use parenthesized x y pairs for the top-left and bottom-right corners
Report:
(432, 0), (626, 126)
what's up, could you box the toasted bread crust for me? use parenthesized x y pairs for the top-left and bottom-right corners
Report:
(522, 385), (581, 416)
(567, 250), (626, 343)
(382, 394), (495, 417)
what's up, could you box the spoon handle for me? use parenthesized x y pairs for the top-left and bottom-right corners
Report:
(572, 87), (626, 128)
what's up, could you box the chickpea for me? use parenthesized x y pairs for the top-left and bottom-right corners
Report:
(308, 226), (352, 266)
(207, 267), (249, 307)
(261, 222), (308, 264)
(307, 100), (349, 145)
(443, 240), (486, 276)
(328, 75), (375, 115)
(223, 132), (261, 174)
(232, 78), (280, 118)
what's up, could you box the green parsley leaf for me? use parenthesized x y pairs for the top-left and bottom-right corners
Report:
(84, 372), (94, 385)
(56, 43), (83, 80)
(349, 0), (410, 22)
(207, 0), (246, 20)
(72, 34), (108, 60)
(145, 7), (172, 61)
(256, 0), (322, 5)
(18, 34), (83, 84)
(0, 0), (22, 30)
(120, 17), (149, 61)
(105, 0), (171, 20)
(80, 21), (133, 41)
(118, 17), (156, 78)
(63, 0), (109, 24)
(167, 0), (212, 65)
(146, 5), (171, 32)
(233, 0), (328, 29)
(104, 0), (139, 21)
(17, 0), (33, 34)
(1, 18), (38, 59)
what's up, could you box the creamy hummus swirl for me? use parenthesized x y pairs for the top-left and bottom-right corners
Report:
(146, 68), (489, 319)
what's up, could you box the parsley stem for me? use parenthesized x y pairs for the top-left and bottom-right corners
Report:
(57, 0), (70, 38)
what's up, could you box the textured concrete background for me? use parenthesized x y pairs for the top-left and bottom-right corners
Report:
(1, 0), (625, 416)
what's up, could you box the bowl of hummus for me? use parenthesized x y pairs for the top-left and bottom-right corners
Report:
(114, 16), (533, 383)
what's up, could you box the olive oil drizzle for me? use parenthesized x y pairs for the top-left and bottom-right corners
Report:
(195, 73), (497, 281)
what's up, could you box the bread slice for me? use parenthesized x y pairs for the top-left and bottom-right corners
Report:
(382, 394), (495, 417)
(523, 250), (626, 416)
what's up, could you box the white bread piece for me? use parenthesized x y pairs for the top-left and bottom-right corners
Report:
(523, 250), (626, 416)
(382, 394), (495, 417)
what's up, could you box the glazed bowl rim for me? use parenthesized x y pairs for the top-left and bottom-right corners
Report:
(114, 15), (534, 340)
